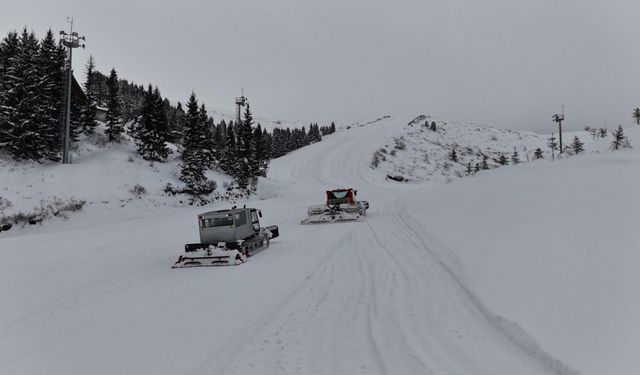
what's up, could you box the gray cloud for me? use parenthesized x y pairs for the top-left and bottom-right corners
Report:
(2, 0), (639, 132)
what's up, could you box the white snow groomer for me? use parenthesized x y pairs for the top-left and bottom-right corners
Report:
(301, 188), (369, 224)
(173, 207), (279, 268)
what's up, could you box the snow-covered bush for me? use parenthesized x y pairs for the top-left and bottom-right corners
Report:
(129, 184), (147, 198)
(0, 196), (13, 212)
(394, 137), (406, 150)
(370, 148), (387, 168)
(1, 197), (86, 228)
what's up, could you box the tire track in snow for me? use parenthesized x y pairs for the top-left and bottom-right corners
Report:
(216, 232), (392, 375)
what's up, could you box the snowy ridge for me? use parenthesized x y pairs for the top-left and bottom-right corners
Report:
(370, 114), (592, 184)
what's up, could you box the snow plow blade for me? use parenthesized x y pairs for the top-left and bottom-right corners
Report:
(300, 212), (365, 224)
(172, 244), (246, 268)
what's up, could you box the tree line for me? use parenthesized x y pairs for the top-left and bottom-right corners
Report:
(0, 28), (337, 196)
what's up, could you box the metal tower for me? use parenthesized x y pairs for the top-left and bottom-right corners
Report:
(59, 17), (85, 164)
(552, 105), (565, 154)
(235, 89), (247, 125)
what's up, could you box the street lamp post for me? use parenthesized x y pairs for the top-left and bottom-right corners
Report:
(59, 18), (85, 164)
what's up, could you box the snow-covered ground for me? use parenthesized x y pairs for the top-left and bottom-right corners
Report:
(0, 116), (637, 374)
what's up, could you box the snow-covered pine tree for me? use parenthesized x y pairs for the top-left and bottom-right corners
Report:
(599, 128), (607, 138)
(511, 148), (520, 164)
(153, 87), (169, 140)
(307, 123), (322, 143)
(236, 103), (256, 189)
(534, 148), (544, 159)
(198, 104), (215, 167)
(547, 133), (558, 159)
(35, 29), (67, 161)
(212, 121), (225, 163)
(179, 92), (212, 194)
(330, 121), (336, 133)
(164, 99), (178, 144)
(270, 128), (283, 158)
(571, 136), (584, 154)
(0, 31), (20, 151)
(633, 107), (640, 125)
(429, 121), (437, 131)
(481, 154), (489, 170)
(221, 121), (238, 176)
(262, 127), (272, 158)
(611, 125), (629, 150)
(253, 123), (269, 177)
(498, 153), (508, 165)
(105, 68), (123, 142)
(449, 148), (458, 162)
(79, 55), (98, 135)
(173, 101), (186, 144)
(136, 85), (169, 161)
(3, 29), (43, 160)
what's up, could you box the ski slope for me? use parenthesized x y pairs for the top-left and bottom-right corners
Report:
(1, 117), (637, 374)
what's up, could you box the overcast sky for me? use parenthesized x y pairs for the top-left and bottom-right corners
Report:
(3, 0), (639, 132)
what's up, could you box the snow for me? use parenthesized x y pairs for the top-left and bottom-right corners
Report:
(0, 116), (637, 374)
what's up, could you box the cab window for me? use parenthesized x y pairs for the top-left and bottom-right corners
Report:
(234, 211), (247, 226)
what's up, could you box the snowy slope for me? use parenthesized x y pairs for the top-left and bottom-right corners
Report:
(0, 116), (637, 375)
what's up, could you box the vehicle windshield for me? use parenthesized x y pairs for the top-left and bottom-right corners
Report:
(202, 216), (234, 228)
(331, 191), (348, 199)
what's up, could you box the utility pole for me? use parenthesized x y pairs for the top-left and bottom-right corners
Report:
(59, 17), (85, 164)
(552, 105), (565, 154)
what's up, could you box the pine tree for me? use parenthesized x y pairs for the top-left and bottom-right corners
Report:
(547, 133), (558, 159)
(571, 136), (584, 154)
(2, 29), (43, 160)
(633, 108), (640, 125)
(611, 125), (629, 150)
(180, 92), (212, 194)
(330, 121), (336, 133)
(498, 153), (508, 165)
(236, 103), (256, 189)
(449, 148), (458, 162)
(429, 121), (437, 131)
(136, 85), (168, 161)
(511, 148), (520, 164)
(534, 148), (544, 159)
(253, 123), (269, 177)
(601, 128), (608, 138)
(263, 127), (272, 158)
(105, 68), (123, 142)
(79, 55), (98, 135)
(481, 154), (489, 170)
(153, 87), (169, 141)
(35, 29), (66, 160)
(466, 162), (473, 175)
(212, 121), (225, 162)
(0, 31), (19, 152)
(307, 123), (322, 143)
(198, 104), (215, 167)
